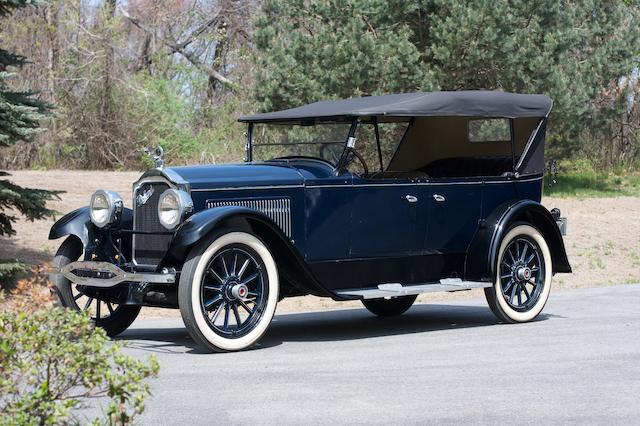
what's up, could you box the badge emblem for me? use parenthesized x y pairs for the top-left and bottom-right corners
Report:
(136, 186), (154, 207)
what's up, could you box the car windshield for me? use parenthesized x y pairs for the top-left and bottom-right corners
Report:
(251, 122), (352, 166)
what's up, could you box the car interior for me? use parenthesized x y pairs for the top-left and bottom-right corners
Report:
(354, 116), (541, 180)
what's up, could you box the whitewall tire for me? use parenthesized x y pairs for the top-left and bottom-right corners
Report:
(179, 231), (279, 352)
(484, 224), (552, 323)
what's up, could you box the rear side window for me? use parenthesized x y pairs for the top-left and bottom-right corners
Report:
(468, 119), (511, 143)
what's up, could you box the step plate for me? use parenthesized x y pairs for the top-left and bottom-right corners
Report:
(336, 279), (493, 300)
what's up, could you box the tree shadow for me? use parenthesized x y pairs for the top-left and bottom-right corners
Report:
(0, 236), (51, 266)
(118, 303), (552, 355)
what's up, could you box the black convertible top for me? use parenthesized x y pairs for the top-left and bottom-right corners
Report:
(239, 91), (552, 123)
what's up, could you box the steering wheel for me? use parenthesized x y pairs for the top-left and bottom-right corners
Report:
(345, 149), (369, 178)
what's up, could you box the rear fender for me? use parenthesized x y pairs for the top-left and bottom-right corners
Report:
(465, 200), (571, 281)
(163, 207), (349, 300)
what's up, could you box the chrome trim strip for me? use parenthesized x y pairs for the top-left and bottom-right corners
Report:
(305, 176), (543, 189)
(54, 261), (175, 288)
(206, 197), (292, 237)
(336, 279), (492, 299)
(134, 167), (189, 188)
(189, 176), (543, 192)
(191, 185), (303, 192)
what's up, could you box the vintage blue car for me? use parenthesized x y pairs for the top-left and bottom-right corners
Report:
(50, 91), (571, 352)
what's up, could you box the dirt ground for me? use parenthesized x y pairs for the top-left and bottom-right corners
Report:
(2, 170), (639, 317)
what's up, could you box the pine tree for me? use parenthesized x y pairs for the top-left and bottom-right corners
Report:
(0, 0), (59, 237)
(254, 0), (640, 154)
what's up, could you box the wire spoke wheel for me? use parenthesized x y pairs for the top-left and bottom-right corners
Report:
(52, 236), (141, 337)
(71, 285), (121, 321)
(499, 235), (546, 312)
(200, 245), (268, 339)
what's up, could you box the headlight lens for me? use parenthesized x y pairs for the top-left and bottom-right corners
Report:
(158, 189), (193, 230)
(90, 190), (123, 228)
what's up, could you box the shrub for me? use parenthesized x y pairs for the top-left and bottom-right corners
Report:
(0, 307), (159, 425)
(0, 261), (28, 290)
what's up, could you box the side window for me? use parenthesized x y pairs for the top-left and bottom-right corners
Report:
(346, 121), (410, 176)
(351, 124), (380, 174)
(378, 122), (409, 168)
(468, 119), (511, 143)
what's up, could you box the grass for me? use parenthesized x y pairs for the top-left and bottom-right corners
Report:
(544, 171), (640, 198)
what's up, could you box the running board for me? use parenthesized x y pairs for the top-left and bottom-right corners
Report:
(336, 278), (493, 300)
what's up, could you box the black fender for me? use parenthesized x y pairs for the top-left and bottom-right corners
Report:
(49, 207), (133, 253)
(163, 206), (351, 300)
(49, 207), (93, 246)
(465, 200), (571, 281)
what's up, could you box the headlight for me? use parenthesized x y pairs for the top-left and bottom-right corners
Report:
(158, 189), (193, 230)
(90, 190), (123, 228)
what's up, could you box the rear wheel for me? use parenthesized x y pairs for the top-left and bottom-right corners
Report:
(362, 295), (417, 317)
(484, 223), (552, 323)
(51, 236), (140, 337)
(178, 231), (279, 352)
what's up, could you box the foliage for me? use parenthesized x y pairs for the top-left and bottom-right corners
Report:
(0, 0), (255, 170)
(1, 262), (55, 312)
(254, 0), (640, 168)
(0, 260), (28, 288)
(0, 307), (159, 425)
(0, 0), (637, 172)
(254, 0), (427, 112)
(0, 171), (62, 236)
(544, 160), (640, 198)
(0, 0), (60, 237)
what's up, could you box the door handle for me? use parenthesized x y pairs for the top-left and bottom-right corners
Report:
(433, 194), (446, 202)
(405, 195), (418, 203)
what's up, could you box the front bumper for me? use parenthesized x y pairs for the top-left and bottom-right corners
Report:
(53, 261), (176, 288)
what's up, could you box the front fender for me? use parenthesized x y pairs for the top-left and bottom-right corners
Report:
(465, 200), (571, 281)
(163, 206), (349, 300)
(166, 206), (258, 255)
(49, 207), (93, 246)
(49, 207), (133, 248)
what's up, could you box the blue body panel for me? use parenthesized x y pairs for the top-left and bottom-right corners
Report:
(49, 156), (566, 295)
(163, 159), (552, 290)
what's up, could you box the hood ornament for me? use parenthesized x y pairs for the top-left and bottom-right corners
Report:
(143, 145), (165, 169)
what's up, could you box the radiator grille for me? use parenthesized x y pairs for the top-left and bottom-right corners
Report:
(133, 181), (172, 266)
(206, 198), (292, 238)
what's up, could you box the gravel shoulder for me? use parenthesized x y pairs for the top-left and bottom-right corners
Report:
(2, 170), (639, 316)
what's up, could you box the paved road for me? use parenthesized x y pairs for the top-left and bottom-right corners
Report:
(119, 285), (640, 425)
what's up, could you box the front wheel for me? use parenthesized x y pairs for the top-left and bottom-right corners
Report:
(51, 236), (141, 337)
(362, 295), (417, 317)
(484, 223), (552, 323)
(178, 231), (279, 352)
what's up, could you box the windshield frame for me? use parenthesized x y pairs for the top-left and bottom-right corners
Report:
(245, 118), (364, 174)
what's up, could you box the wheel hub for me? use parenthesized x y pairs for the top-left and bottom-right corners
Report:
(516, 266), (532, 281)
(226, 281), (248, 300)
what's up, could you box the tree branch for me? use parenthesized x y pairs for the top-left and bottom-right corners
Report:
(118, 6), (236, 89)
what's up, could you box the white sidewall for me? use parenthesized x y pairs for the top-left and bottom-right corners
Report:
(495, 225), (552, 322)
(190, 232), (279, 351)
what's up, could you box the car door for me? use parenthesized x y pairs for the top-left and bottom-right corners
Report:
(349, 177), (427, 258)
(303, 173), (353, 262)
(423, 180), (482, 265)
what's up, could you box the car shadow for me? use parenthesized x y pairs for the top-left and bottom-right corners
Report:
(263, 303), (550, 344)
(118, 303), (551, 354)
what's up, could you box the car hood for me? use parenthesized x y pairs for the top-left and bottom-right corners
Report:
(166, 163), (305, 191)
